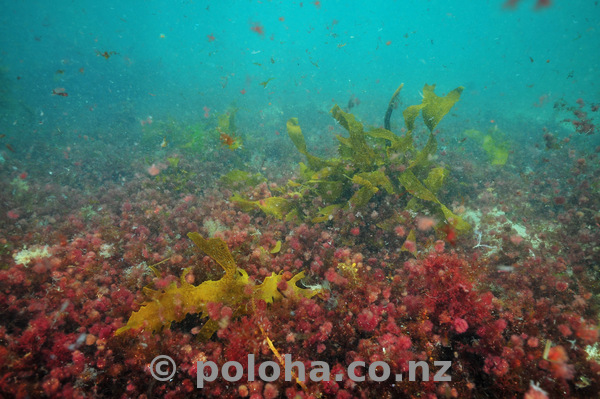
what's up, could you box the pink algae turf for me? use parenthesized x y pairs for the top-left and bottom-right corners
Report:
(0, 112), (600, 398)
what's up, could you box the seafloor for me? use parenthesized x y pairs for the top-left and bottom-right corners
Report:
(0, 89), (599, 398)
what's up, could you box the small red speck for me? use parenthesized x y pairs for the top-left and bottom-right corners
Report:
(403, 240), (416, 253)
(535, 0), (552, 9)
(314, 0), (321, 9)
(434, 240), (445, 253)
(452, 317), (469, 333)
(264, 382), (279, 399)
(238, 385), (249, 397)
(207, 34), (215, 42)
(547, 345), (568, 363)
(555, 281), (568, 292)
(553, 196), (566, 205)
(275, 130), (280, 135)
(19, 172), (27, 179)
(394, 225), (405, 237)
(558, 324), (572, 337)
(278, 16), (285, 22)
(250, 23), (265, 36)
(356, 308), (379, 332)
(386, 40), (392, 46)
(7, 210), (20, 219)
(417, 216), (436, 231)
(240, 89), (246, 94)
(510, 235), (524, 245)
(277, 279), (288, 291)
(440, 223), (457, 245)
(220, 306), (233, 319)
(206, 302), (222, 320)
(350, 227), (360, 236)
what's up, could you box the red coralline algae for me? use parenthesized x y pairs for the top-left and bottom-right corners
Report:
(1, 99), (600, 399)
(484, 355), (510, 377)
(356, 308), (380, 332)
(544, 345), (575, 380)
(263, 382), (279, 399)
(452, 317), (469, 333)
(6, 210), (20, 219)
(394, 225), (406, 237)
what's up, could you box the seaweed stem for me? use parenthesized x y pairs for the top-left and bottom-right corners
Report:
(384, 83), (404, 130)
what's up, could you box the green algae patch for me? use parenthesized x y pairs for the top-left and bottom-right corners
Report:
(424, 167), (448, 193)
(231, 194), (292, 220)
(217, 108), (238, 136)
(221, 169), (266, 188)
(401, 229), (418, 256)
(403, 103), (426, 133)
(421, 84), (464, 131)
(216, 108), (244, 151)
(152, 157), (196, 193)
(464, 128), (510, 166)
(312, 179), (344, 203)
(116, 233), (320, 339)
(384, 83), (405, 130)
(286, 117), (329, 170)
(398, 170), (438, 202)
(230, 81), (469, 243)
(141, 119), (208, 154)
(366, 127), (401, 143)
(330, 105), (377, 168)
(399, 169), (470, 234)
(402, 84), (463, 133)
(312, 204), (343, 223)
(376, 211), (409, 232)
(409, 133), (438, 169)
(348, 171), (395, 207)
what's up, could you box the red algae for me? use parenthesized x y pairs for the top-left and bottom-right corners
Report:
(1, 98), (600, 399)
(6, 210), (20, 219)
(357, 308), (380, 332)
(452, 317), (469, 333)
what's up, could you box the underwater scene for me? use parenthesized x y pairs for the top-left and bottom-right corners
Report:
(1, 0), (599, 398)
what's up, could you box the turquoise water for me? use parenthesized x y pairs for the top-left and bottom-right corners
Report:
(2, 1), (598, 139)
(1, 1), (599, 398)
